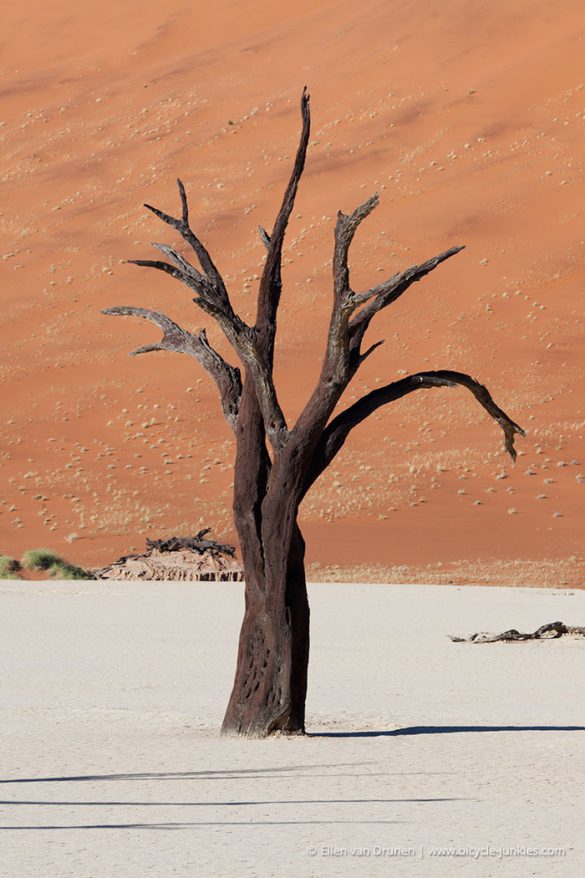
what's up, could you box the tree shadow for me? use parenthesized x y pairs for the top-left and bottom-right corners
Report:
(0, 763), (375, 786)
(310, 724), (585, 738)
(0, 819), (405, 830)
(0, 796), (464, 807)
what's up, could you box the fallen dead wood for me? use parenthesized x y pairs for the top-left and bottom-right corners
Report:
(95, 531), (243, 582)
(146, 529), (236, 557)
(449, 621), (585, 643)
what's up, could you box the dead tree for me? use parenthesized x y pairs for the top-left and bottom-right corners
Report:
(103, 89), (525, 737)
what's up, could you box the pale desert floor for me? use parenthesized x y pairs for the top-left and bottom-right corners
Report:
(1, 580), (584, 876)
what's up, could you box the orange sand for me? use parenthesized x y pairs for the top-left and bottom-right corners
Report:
(1, 0), (584, 584)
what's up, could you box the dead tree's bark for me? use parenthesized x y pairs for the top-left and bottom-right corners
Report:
(449, 622), (585, 643)
(103, 88), (525, 736)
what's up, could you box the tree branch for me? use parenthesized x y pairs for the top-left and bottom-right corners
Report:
(290, 193), (382, 459)
(126, 180), (288, 446)
(258, 226), (271, 250)
(449, 621), (585, 643)
(304, 369), (525, 492)
(349, 245), (464, 360)
(144, 179), (230, 309)
(334, 193), (380, 303)
(102, 306), (242, 431)
(255, 87), (311, 358)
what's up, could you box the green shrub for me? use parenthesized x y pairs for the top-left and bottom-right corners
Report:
(49, 561), (95, 581)
(21, 548), (95, 580)
(0, 555), (22, 579)
(22, 548), (64, 571)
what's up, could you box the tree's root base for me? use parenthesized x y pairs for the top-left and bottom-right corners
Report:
(220, 724), (306, 739)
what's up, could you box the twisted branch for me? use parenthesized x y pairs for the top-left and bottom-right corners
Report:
(102, 306), (242, 431)
(290, 194), (382, 451)
(121, 178), (288, 445)
(144, 179), (231, 310)
(449, 622), (585, 643)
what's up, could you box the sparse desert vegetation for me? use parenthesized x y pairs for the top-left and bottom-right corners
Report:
(21, 547), (95, 580)
(0, 555), (22, 579)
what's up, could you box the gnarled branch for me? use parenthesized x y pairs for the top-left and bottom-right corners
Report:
(123, 179), (288, 446)
(449, 622), (585, 643)
(290, 193), (382, 453)
(349, 245), (464, 360)
(102, 306), (242, 431)
(144, 178), (231, 310)
(304, 369), (525, 493)
(292, 198), (464, 469)
(133, 180), (239, 326)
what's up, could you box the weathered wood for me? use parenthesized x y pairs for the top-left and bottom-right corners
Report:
(127, 181), (288, 447)
(103, 89), (525, 737)
(101, 306), (242, 429)
(305, 369), (525, 493)
(146, 530), (237, 557)
(95, 532), (243, 581)
(449, 622), (585, 643)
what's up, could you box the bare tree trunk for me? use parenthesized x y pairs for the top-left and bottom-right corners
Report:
(221, 377), (310, 737)
(222, 519), (309, 737)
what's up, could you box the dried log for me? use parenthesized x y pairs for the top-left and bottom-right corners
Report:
(449, 622), (585, 643)
(146, 531), (236, 558)
(95, 531), (242, 581)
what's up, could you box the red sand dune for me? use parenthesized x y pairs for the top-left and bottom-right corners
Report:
(1, 0), (584, 584)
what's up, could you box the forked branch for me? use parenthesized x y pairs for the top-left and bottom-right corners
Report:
(144, 178), (231, 310)
(102, 306), (242, 430)
(292, 193), (465, 461)
(349, 245), (464, 361)
(334, 193), (380, 304)
(291, 193), (382, 449)
(120, 178), (288, 445)
(305, 369), (525, 491)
